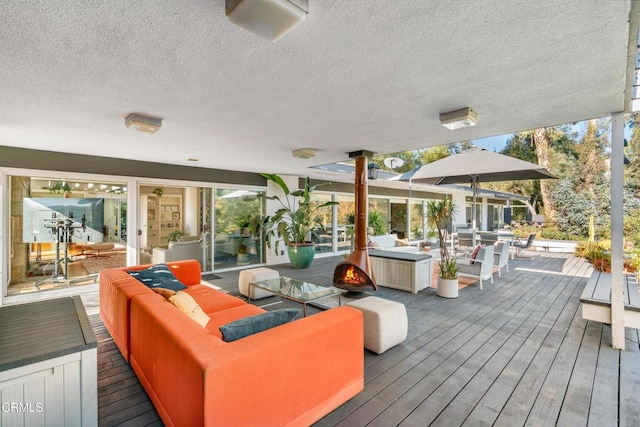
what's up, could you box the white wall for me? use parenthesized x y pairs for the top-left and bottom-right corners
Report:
(265, 175), (298, 266)
(183, 187), (199, 237)
(451, 194), (467, 226)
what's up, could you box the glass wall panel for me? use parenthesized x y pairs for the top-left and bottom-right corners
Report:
(214, 188), (265, 270)
(487, 204), (500, 231)
(337, 194), (355, 252)
(390, 201), (407, 239)
(368, 198), (389, 236)
(310, 193), (333, 254)
(465, 202), (482, 229)
(8, 175), (127, 296)
(200, 188), (213, 272)
(410, 200), (425, 240)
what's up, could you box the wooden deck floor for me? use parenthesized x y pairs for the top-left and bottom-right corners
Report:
(94, 251), (640, 426)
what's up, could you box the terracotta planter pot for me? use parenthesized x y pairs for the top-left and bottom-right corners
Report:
(437, 277), (459, 298)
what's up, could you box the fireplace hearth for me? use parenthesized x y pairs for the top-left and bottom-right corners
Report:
(333, 152), (377, 292)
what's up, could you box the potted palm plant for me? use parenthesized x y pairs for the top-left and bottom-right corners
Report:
(426, 198), (459, 298)
(261, 173), (338, 268)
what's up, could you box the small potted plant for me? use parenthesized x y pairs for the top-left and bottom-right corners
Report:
(166, 229), (185, 243)
(426, 198), (459, 298)
(48, 182), (72, 197)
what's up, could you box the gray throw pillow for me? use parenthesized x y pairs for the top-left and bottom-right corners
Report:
(219, 309), (301, 342)
(127, 264), (187, 291)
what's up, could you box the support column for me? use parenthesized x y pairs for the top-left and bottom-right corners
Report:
(10, 176), (30, 285)
(611, 112), (625, 350)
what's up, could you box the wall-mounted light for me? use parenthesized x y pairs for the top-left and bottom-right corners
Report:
(226, 0), (308, 42)
(125, 113), (162, 133)
(367, 163), (380, 180)
(439, 107), (477, 130)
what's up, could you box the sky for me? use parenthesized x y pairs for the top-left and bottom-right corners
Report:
(471, 134), (511, 152)
(470, 119), (631, 153)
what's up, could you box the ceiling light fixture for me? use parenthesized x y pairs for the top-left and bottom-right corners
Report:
(292, 148), (317, 159)
(125, 113), (162, 134)
(439, 107), (478, 130)
(226, 0), (308, 42)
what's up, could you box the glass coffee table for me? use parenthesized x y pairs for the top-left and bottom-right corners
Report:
(248, 276), (344, 317)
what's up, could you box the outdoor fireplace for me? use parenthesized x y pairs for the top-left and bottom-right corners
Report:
(333, 152), (378, 292)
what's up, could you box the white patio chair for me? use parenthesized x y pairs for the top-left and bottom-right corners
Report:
(457, 244), (495, 290)
(493, 241), (510, 277)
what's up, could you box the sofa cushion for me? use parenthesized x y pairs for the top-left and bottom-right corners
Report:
(184, 285), (246, 314)
(470, 245), (483, 264)
(219, 309), (301, 342)
(205, 304), (265, 338)
(128, 264), (188, 291)
(152, 287), (177, 299)
(168, 291), (210, 327)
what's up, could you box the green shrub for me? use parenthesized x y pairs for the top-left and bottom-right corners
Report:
(539, 226), (583, 241)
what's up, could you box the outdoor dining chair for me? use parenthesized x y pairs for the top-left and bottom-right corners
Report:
(513, 233), (536, 258)
(456, 231), (475, 255)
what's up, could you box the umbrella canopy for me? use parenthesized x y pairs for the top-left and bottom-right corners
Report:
(399, 147), (555, 185)
(398, 147), (555, 235)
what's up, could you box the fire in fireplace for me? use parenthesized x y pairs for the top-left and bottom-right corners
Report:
(333, 151), (377, 292)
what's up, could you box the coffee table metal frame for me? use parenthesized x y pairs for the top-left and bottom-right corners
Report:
(248, 276), (343, 317)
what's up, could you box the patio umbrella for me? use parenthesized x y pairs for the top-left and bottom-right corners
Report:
(398, 147), (555, 232)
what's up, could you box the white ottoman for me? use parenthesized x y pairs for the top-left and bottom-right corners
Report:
(347, 296), (408, 354)
(238, 267), (279, 300)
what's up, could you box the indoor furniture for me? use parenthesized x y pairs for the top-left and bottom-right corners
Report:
(152, 239), (203, 265)
(76, 241), (115, 257)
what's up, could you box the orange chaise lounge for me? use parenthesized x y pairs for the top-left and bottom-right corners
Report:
(99, 259), (364, 426)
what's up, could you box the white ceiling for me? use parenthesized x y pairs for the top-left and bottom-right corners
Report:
(1, 1), (638, 185)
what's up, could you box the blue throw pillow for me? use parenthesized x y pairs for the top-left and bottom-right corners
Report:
(127, 264), (187, 291)
(219, 309), (301, 342)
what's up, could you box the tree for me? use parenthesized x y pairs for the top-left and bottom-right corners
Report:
(419, 145), (450, 164)
(576, 119), (608, 191)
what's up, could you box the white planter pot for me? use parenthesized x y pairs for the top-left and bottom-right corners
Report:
(437, 277), (459, 298)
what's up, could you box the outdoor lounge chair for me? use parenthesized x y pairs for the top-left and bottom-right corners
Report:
(457, 244), (494, 290)
(513, 233), (536, 258)
(493, 241), (510, 277)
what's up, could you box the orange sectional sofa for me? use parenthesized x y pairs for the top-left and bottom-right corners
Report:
(99, 259), (364, 426)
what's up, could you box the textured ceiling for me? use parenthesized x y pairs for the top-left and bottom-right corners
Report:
(0, 0), (637, 184)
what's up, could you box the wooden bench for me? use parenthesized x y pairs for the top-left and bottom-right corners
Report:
(580, 270), (640, 328)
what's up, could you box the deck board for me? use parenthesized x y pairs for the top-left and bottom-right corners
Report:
(86, 251), (640, 426)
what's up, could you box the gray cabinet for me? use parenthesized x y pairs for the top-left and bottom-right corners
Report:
(0, 296), (97, 426)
